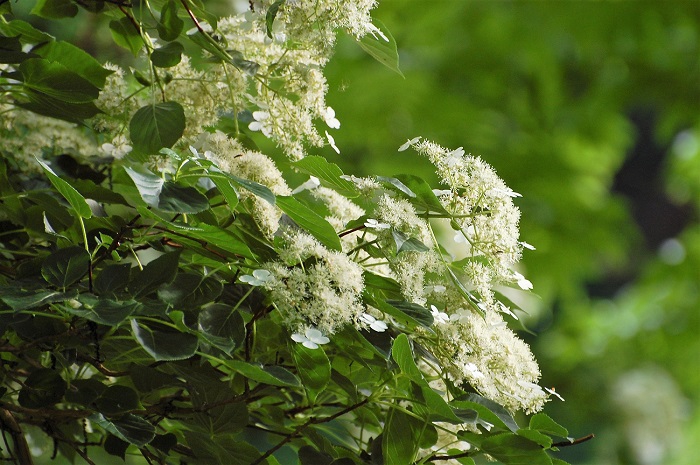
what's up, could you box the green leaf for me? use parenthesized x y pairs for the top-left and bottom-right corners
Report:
(292, 156), (358, 198)
(90, 413), (155, 447)
(0, 34), (32, 63)
(357, 20), (403, 77)
(41, 246), (90, 288)
(109, 17), (143, 55)
(158, 181), (209, 213)
(391, 334), (423, 383)
(227, 173), (276, 204)
(363, 271), (402, 294)
(0, 19), (53, 45)
(377, 175), (415, 198)
(130, 365), (180, 393)
(127, 251), (180, 298)
(18, 90), (101, 122)
(157, 0), (184, 41)
(393, 174), (450, 214)
(94, 264), (131, 296)
(104, 435), (129, 460)
(452, 394), (520, 432)
(292, 343), (331, 403)
(158, 273), (219, 306)
(123, 166), (164, 207)
(386, 300), (433, 327)
(20, 58), (99, 103)
(33, 40), (112, 88)
(65, 378), (107, 406)
(70, 298), (140, 326)
(129, 102), (186, 154)
(265, 0), (286, 39)
(0, 287), (72, 311)
(392, 229), (430, 253)
(30, 0), (77, 18)
(480, 433), (553, 465)
(209, 175), (239, 209)
(37, 159), (92, 218)
(529, 413), (569, 438)
(95, 385), (140, 415)
(277, 196), (342, 251)
(226, 361), (301, 388)
(18, 368), (66, 408)
(516, 429), (552, 449)
(197, 303), (245, 354)
(185, 432), (263, 464)
(151, 41), (184, 68)
(131, 320), (198, 361)
(382, 408), (422, 465)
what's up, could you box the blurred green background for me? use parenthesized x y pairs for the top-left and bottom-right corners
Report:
(321, 1), (700, 464)
(9, 0), (700, 464)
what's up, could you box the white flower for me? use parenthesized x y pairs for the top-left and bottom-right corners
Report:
(321, 106), (340, 129)
(464, 362), (484, 379)
(249, 111), (272, 137)
(239, 269), (272, 286)
(100, 134), (132, 159)
(520, 241), (536, 250)
(545, 387), (565, 402)
(454, 231), (467, 244)
(292, 176), (321, 194)
(398, 136), (421, 152)
(359, 313), (388, 332)
(367, 23), (389, 42)
(364, 218), (390, 230)
(432, 189), (451, 197)
(430, 305), (449, 325)
(291, 327), (330, 349)
(513, 271), (533, 290)
(444, 147), (465, 167)
(325, 130), (340, 154)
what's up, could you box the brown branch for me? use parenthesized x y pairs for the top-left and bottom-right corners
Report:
(0, 407), (35, 465)
(553, 433), (595, 448)
(249, 397), (371, 465)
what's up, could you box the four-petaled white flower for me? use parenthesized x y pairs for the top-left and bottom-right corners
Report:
(325, 130), (340, 154)
(291, 327), (330, 349)
(513, 271), (533, 290)
(359, 313), (388, 332)
(321, 106), (340, 129)
(292, 176), (321, 194)
(454, 231), (467, 244)
(364, 218), (390, 230)
(239, 269), (272, 286)
(430, 305), (449, 325)
(465, 362), (485, 379)
(249, 111), (272, 137)
(545, 387), (565, 402)
(398, 136), (421, 152)
(444, 147), (465, 167)
(520, 241), (536, 250)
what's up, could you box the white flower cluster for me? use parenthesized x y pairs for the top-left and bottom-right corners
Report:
(0, 104), (98, 172)
(262, 230), (365, 335)
(196, 131), (291, 238)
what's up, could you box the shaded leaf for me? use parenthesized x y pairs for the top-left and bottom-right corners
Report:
(18, 368), (66, 408)
(158, 181), (209, 213)
(151, 41), (183, 68)
(37, 158), (92, 218)
(41, 246), (90, 288)
(123, 166), (164, 207)
(94, 263), (131, 296)
(197, 303), (245, 353)
(382, 408), (422, 465)
(0, 287), (73, 311)
(529, 413), (569, 438)
(292, 343), (331, 403)
(127, 251), (180, 298)
(265, 0), (286, 39)
(109, 17), (142, 55)
(32, 40), (112, 88)
(90, 413), (155, 447)
(480, 432), (553, 465)
(156, 0), (184, 41)
(30, 0), (78, 18)
(95, 385), (140, 415)
(129, 102), (186, 154)
(226, 361), (301, 387)
(131, 320), (198, 361)
(20, 58), (99, 103)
